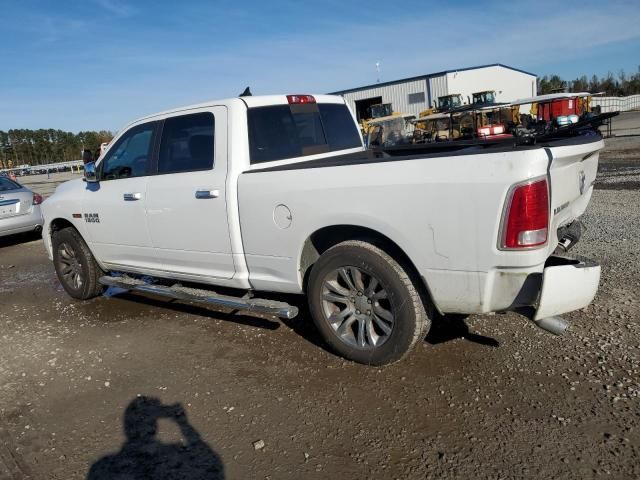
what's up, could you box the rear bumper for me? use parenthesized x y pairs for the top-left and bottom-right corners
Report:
(424, 255), (600, 317)
(0, 206), (43, 238)
(533, 256), (600, 320)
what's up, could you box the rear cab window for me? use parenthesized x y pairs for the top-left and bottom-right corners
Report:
(247, 101), (362, 164)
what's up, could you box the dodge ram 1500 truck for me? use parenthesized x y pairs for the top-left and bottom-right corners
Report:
(42, 93), (603, 365)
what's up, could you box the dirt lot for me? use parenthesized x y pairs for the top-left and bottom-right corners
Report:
(1, 125), (639, 479)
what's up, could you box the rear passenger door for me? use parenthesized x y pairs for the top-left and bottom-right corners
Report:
(145, 107), (235, 279)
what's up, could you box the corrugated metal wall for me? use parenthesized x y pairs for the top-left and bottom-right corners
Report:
(428, 75), (448, 107)
(336, 66), (536, 118)
(445, 66), (535, 103)
(341, 78), (429, 117)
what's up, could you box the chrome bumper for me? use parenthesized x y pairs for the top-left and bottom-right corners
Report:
(534, 256), (601, 320)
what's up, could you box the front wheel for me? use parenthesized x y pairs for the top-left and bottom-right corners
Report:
(52, 227), (104, 300)
(307, 240), (430, 365)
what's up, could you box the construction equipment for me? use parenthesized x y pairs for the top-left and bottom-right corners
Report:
(358, 103), (395, 137)
(471, 90), (496, 105)
(419, 93), (464, 117)
(510, 92), (606, 134)
(366, 113), (416, 147)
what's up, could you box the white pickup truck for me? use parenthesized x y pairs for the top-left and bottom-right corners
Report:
(42, 93), (603, 365)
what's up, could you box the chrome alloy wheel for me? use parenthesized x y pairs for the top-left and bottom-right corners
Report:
(320, 266), (394, 349)
(57, 242), (84, 290)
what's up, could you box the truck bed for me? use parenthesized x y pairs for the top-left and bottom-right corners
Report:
(239, 129), (603, 314)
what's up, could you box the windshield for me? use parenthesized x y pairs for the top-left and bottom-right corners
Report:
(438, 96), (461, 110)
(369, 104), (393, 119)
(473, 92), (496, 104)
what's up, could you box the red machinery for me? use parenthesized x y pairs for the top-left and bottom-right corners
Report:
(535, 96), (587, 122)
(477, 124), (512, 139)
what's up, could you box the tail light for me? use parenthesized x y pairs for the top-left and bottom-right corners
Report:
(287, 94), (315, 104)
(500, 177), (549, 249)
(33, 193), (44, 205)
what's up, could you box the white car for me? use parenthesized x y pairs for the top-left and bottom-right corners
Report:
(41, 93), (602, 365)
(0, 176), (44, 238)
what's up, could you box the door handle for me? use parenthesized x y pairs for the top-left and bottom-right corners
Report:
(123, 192), (142, 201)
(195, 189), (219, 199)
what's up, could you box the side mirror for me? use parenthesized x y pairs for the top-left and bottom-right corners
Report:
(84, 161), (98, 183)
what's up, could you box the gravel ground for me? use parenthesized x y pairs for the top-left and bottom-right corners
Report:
(0, 135), (638, 479)
(597, 127), (640, 190)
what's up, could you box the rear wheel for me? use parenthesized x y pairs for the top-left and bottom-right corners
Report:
(52, 227), (104, 300)
(307, 240), (430, 365)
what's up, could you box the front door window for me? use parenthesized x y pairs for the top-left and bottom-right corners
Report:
(100, 123), (155, 180)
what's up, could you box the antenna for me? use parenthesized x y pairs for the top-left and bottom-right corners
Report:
(375, 61), (381, 83)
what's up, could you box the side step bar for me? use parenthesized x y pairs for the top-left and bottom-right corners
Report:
(98, 276), (299, 320)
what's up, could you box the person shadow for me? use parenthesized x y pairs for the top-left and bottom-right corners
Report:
(87, 396), (224, 480)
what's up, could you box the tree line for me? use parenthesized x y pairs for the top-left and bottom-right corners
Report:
(0, 129), (113, 169)
(538, 70), (640, 96)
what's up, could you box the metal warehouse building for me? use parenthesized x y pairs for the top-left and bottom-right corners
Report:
(331, 63), (537, 121)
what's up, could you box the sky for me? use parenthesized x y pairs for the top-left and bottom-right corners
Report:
(1, 0), (639, 132)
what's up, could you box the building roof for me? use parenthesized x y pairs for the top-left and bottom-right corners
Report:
(330, 63), (537, 95)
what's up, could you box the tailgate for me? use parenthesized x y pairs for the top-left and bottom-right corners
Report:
(547, 135), (604, 237)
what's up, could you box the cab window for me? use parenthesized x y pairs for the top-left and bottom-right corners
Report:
(247, 103), (361, 164)
(100, 122), (156, 180)
(0, 177), (21, 191)
(158, 112), (215, 174)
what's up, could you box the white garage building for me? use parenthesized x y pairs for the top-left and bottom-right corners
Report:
(331, 63), (537, 121)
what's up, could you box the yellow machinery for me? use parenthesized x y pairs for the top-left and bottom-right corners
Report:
(418, 94), (464, 117)
(358, 103), (394, 136)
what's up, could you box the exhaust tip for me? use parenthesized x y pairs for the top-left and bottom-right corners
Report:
(532, 316), (568, 336)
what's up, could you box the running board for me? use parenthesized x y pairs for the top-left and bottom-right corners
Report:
(98, 276), (299, 319)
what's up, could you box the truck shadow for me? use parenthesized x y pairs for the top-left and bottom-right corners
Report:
(87, 396), (224, 480)
(0, 231), (42, 249)
(275, 295), (501, 353)
(425, 314), (500, 347)
(267, 293), (332, 351)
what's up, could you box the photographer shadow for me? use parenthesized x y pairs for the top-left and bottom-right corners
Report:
(87, 396), (224, 480)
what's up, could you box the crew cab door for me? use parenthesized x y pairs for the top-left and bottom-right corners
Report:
(145, 107), (235, 279)
(83, 121), (158, 268)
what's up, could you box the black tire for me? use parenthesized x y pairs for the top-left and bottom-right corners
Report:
(307, 240), (430, 365)
(52, 227), (104, 300)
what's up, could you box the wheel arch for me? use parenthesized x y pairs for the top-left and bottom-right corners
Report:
(299, 224), (441, 315)
(50, 217), (76, 235)
(47, 218), (100, 266)
(48, 217), (82, 246)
